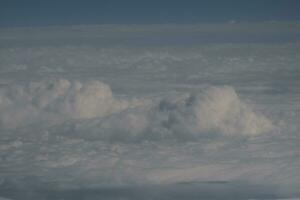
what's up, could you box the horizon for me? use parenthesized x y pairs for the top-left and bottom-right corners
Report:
(1, 20), (300, 30)
(1, 0), (300, 27)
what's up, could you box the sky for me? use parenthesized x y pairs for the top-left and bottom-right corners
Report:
(0, 0), (300, 27)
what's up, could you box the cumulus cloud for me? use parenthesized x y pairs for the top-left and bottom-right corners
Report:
(0, 79), (129, 129)
(142, 86), (273, 140)
(192, 86), (273, 136)
(0, 79), (273, 140)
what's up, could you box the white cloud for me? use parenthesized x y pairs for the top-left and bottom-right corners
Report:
(0, 79), (130, 129)
(0, 79), (273, 140)
(0, 79), (272, 140)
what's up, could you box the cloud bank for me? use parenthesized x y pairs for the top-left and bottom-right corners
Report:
(0, 79), (273, 141)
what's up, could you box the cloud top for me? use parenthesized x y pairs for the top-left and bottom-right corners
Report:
(0, 79), (273, 140)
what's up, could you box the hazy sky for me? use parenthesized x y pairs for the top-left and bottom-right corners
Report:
(1, 0), (300, 26)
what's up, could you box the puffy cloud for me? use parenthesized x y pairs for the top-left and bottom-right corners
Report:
(193, 86), (273, 136)
(143, 86), (273, 140)
(0, 79), (271, 141)
(0, 79), (129, 129)
(0, 79), (273, 139)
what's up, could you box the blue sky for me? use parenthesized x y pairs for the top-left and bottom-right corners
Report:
(0, 0), (300, 26)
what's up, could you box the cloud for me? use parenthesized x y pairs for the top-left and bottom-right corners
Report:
(0, 79), (130, 129)
(0, 79), (273, 140)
